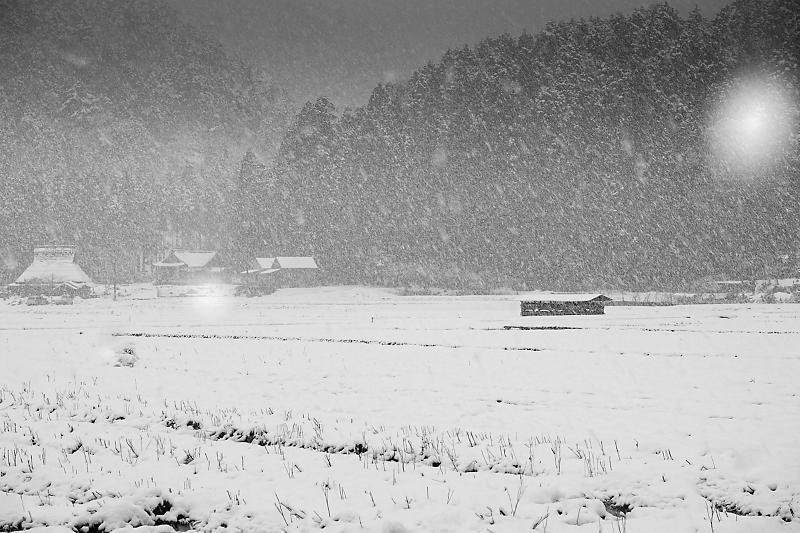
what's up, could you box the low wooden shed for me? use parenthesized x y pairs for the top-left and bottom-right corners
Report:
(520, 294), (612, 316)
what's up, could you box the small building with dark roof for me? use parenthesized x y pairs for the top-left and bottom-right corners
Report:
(520, 293), (612, 316)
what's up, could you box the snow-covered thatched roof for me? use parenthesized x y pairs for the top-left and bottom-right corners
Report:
(13, 246), (92, 285)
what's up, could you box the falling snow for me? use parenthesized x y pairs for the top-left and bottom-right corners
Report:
(1, 0), (799, 532)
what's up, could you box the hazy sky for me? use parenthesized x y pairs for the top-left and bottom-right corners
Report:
(170, 0), (731, 108)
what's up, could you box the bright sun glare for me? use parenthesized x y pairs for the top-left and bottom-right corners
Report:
(189, 288), (230, 318)
(711, 75), (796, 176)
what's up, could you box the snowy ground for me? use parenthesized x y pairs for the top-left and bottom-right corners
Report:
(1, 287), (799, 533)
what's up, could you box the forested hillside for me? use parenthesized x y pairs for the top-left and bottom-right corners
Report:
(243, 0), (799, 290)
(2, 0), (797, 291)
(0, 0), (290, 282)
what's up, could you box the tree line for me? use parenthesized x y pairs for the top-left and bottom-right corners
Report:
(1, 0), (797, 291)
(237, 0), (799, 290)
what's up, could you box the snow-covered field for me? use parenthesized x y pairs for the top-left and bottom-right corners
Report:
(1, 287), (799, 533)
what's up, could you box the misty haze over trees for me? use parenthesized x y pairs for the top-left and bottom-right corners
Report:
(1, 0), (798, 291)
(0, 0), (291, 280)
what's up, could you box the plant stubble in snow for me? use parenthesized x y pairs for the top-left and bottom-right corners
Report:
(0, 288), (798, 532)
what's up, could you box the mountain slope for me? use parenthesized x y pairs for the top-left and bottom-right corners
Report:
(254, 0), (799, 290)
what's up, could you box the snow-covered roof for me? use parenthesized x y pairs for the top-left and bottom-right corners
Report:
(274, 257), (318, 269)
(32, 246), (76, 263)
(521, 293), (611, 303)
(174, 250), (217, 268)
(14, 247), (92, 285)
(255, 257), (276, 269)
(155, 250), (217, 269)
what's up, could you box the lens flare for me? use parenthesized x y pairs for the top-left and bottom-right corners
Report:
(710, 75), (796, 176)
(187, 286), (230, 319)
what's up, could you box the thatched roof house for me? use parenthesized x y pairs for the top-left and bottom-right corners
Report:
(8, 246), (93, 296)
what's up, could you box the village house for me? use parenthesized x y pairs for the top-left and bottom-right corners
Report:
(153, 249), (226, 285)
(241, 256), (320, 292)
(7, 246), (94, 297)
